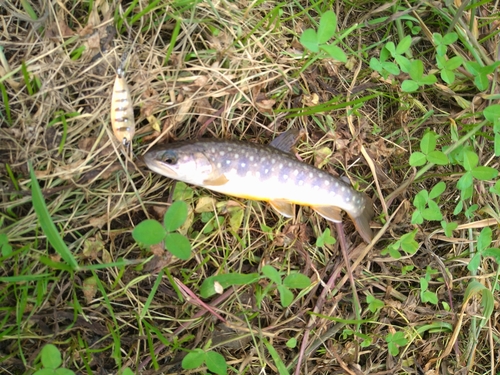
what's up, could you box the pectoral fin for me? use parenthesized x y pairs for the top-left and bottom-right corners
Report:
(203, 173), (229, 186)
(312, 205), (343, 222)
(269, 199), (295, 217)
(270, 129), (304, 153)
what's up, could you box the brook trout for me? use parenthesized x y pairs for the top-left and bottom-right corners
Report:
(144, 131), (374, 242)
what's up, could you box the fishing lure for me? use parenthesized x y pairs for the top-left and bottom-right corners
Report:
(110, 55), (135, 145)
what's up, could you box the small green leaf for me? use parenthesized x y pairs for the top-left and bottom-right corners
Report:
(396, 35), (412, 54)
(442, 32), (458, 45)
(429, 181), (446, 199)
(182, 349), (206, 370)
(441, 221), (458, 237)
(164, 233), (191, 260)
(382, 61), (400, 75)
(205, 351), (228, 375)
(317, 11), (337, 44)
(456, 172), (473, 191)
(463, 151), (478, 170)
(283, 273), (311, 289)
(467, 253), (481, 272)
(400, 230), (419, 254)
(262, 265), (282, 285)
(278, 285), (294, 307)
(471, 166), (498, 180)
(419, 74), (437, 85)
(446, 55), (463, 70)
(422, 290), (438, 304)
(366, 294), (384, 312)
(483, 104), (500, 122)
(133, 220), (166, 246)
(413, 190), (428, 209)
(482, 248), (500, 263)
(173, 181), (193, 200)
(286, 337), (297, 348)
(164, 201), (188, 231)
(369, 57), (382, 71)
(395, 55), (412, 74)
(411, 210), (423, 225)
(426, 151), (449, 165)
(421, 205), (442, 221)
(401, 80), (419, 92)
(320, 44), (347, 62)
(41, 344), (62, 369)
(300, 29), (319, 52)
(200, 273), (260, 298)
(408, 59), (424, 79)
(409, 152), (426, 166)
(477, 227), (492, 252)
(421, 132), (436, 154)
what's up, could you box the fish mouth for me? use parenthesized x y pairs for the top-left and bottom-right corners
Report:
(143, 152), (178, 178)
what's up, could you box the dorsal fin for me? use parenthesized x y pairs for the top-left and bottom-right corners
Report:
(269, 129), (304, 153)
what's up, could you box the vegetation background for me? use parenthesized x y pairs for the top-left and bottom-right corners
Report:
(1, 0), (499, 374)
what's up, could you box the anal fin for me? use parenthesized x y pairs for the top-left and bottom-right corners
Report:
(312, 205), (343, 222)
(269, 199), (295, 217)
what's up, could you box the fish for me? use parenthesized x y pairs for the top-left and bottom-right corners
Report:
(143, 131), (374, 242)
(110, 65), (135, 145)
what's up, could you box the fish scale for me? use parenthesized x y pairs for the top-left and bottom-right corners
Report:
(144, 134), (374, 242)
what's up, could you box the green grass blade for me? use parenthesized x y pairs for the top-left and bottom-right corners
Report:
(29, 162), (79, 270)
(0, 81), (11, 125)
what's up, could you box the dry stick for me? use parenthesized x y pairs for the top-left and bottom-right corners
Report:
(289, 203), (403, 373)
(335, 222), (361, 324)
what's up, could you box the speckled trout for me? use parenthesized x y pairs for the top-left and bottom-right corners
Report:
(144, 131), (374, 242)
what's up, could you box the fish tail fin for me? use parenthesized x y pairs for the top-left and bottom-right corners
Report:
(348, 197), (374, 243)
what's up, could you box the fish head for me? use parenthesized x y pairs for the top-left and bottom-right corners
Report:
(144, 144), (217, 186)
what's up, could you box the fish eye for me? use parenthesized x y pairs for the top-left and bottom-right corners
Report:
(160, 151), (178, 165)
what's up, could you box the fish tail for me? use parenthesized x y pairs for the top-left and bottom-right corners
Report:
(348, 197), (374, 243)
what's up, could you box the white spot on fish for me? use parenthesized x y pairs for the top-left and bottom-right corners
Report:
(325, 180), (330, 186)
(279, 163), (283, 169)
(228, 147), (233, 152)
(293, 170), (299, 175)
(341, 187), (345, 192)
(226, 160), (231, 165)
(265, 169), (269, 174)
(345, 197), (350, 202)
(283, 174), (288, 180)
(309, 172), (313, 178)
(271, 167), (275, 172)
(241, 162), (246, 167)
(235, 154), (239, 159)
(288, 162), (292, 167)
(217, 162), (221, 168)
(335, 182), (339, 187)
(271, 158), (276, 164)
(249, 156), (254, 161)
(298, 180), (304, 186)
(220, 151), (225, 156)
(211, 148), (215, 153)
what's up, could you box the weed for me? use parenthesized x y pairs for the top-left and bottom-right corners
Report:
(133, 201), (192, 260)
(182, 347), (228, 375)
(33, 344), (75, 375)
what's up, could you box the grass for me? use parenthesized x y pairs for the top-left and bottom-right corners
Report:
(1, 0), (500, 374)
